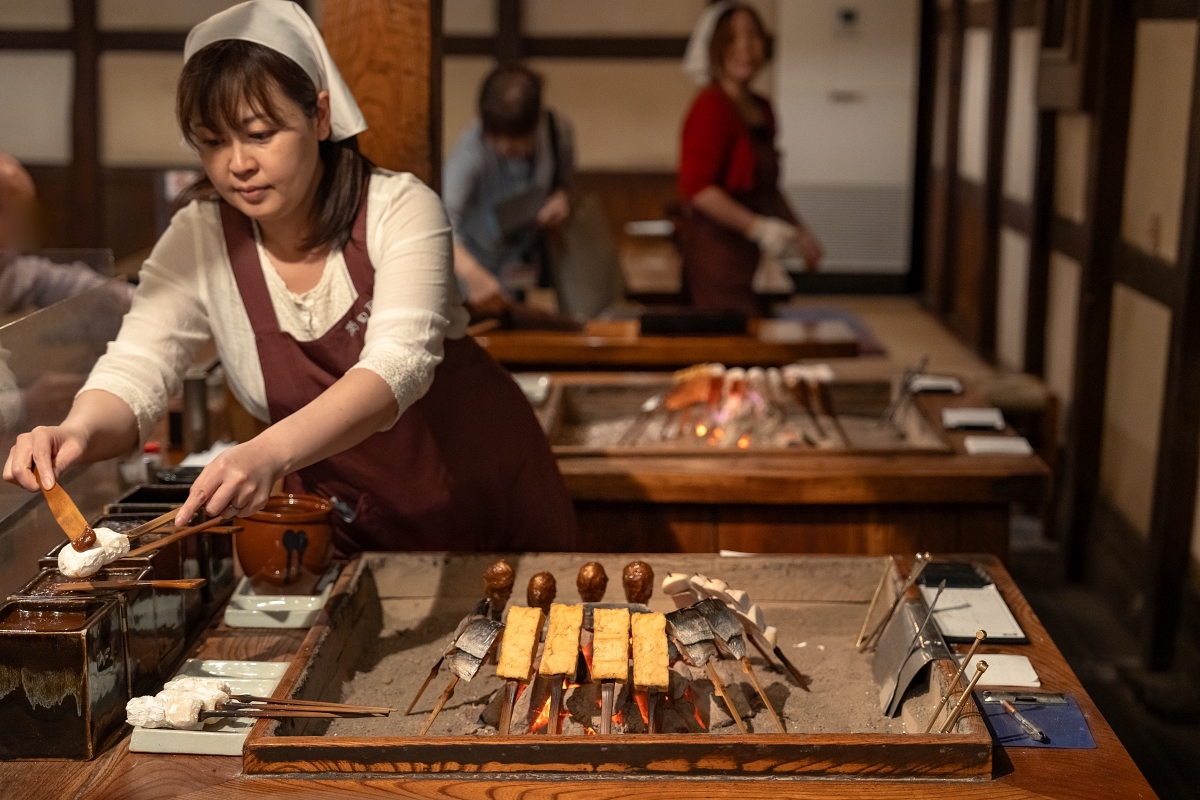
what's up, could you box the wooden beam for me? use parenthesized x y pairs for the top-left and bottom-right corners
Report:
(1141, 3), (1200, 670)
(444, 35), (494, 56)
(1024, 109), (1058, 376)
(1051, 214), (1088, 261)
(1113, 242), (1186, 312)
(933, 0), (967, 314)
(976, 0), (1014, 361)
(0, 30), (72, 48)
(909, 0), (941, 294)
(320, 0), (441, 187)
(1000, 196), (1034, 234)
(98, 31), (187, 50)
(70, 0), (100, 247)
(496, 0), (521, 62)
(1134, 0), (1199, 18)
(1062, 0), (1137, 581)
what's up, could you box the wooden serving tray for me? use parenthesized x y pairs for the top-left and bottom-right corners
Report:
(242, 553), (991, 780)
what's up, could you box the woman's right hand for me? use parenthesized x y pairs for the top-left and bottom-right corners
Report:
(747, 215), (799, 260)
(3, 423), (88, 491)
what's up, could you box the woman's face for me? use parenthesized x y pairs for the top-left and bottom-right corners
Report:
(193, 88), (331, 228)
(721, 10), (766, 85)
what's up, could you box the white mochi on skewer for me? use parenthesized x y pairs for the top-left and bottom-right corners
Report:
(726, 588), (751, 612)
(661, 573), (692, 596)
(57, 527), (129, 578)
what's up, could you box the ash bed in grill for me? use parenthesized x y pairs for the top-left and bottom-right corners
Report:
(242, 553), (991, 779)
(540, 379), (952, 456)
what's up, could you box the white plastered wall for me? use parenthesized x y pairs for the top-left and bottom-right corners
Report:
(1121, 20), (1197, 264)
(100, 52), (198, 167)
(0, 52), (73, 164)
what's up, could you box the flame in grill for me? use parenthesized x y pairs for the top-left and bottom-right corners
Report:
(634, 691), (649, 725)
(695, 423), (707, 436)
(737, 433), (751, 449)
(684, 686), (709, 731)
(712, 428), (725, 440)
(530, 696), (552, 733)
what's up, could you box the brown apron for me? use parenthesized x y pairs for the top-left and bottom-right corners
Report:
(674, 124), (787, 318)
(219, 192), (578, 556)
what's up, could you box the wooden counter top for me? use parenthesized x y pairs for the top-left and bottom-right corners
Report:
(0, 554), (1153, 800)
(476, 318), (860, 370)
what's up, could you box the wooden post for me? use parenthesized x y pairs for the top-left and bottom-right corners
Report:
(70, 0), (101, 246)
(977, 0), (1013, 361)
(1141, 5), (1200, 671)
(320, 0), (443, 190)
(1062, 1), (1136, 581)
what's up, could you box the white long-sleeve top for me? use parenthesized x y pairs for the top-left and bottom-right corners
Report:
(82, 169), (470, 441)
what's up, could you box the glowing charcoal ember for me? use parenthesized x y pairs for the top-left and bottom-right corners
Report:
(538, 604), (583, 677)
(57, 527), (129, 578)
(631, 613), (670, 690)
(590, 608), (630, 682)
(496, 606), (544, 681)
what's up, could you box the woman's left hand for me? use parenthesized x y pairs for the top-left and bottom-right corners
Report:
(537, 189), (571, 229)
(174, 439), (284, 526)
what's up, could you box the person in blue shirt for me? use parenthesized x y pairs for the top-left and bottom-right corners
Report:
(442, 65), (575, 317)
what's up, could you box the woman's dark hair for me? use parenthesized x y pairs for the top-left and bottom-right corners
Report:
(479, 65), (543, 138)
(175, 40), (372, 251)
(708, 4), (769, 79)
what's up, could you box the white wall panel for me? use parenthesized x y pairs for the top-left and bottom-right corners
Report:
(996, 227), (1030, 371)
(524, 0), (775, 36)
(1121, 20), (1197, 263)
(446, 0), (494, 35)
(100, 52), (198, 167)
(1044, 250), (1080, 421)
(443, 56), (496, 158)
(1055, 112), (1089, 223)
(957, 28), (991, 183)
(1099, 284), (1172, 537)
(775, 0), (919, 186)
(0, 52), (72, 164)
(1002, 27), (1039, 203)
(0, 0), (70, 29)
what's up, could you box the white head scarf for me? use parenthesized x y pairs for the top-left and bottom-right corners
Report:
(682, 1), (734, 86)
(183, 0), (367, 142)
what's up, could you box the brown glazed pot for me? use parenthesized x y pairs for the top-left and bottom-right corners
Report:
(235, 494), (334, 586)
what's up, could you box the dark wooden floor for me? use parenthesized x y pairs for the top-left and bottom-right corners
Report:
(1009, 516), (1200, 800)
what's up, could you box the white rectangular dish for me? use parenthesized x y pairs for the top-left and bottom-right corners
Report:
(129, 659), (290, 756)
(223, 575), (335, 629)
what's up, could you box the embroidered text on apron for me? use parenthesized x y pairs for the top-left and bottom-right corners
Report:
(220, 191), (578, 556)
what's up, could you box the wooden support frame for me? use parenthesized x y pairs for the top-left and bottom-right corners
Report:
(1141, 3), (1200, 669)
(70, 0), (100, 247)
(1061, 1), (1137, 581)
(908, 0), (941, 294)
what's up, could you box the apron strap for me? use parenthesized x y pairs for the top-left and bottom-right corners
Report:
(220, 200), (282, 336)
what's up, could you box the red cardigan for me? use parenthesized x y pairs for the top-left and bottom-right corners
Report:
(678, 83), (776, 200)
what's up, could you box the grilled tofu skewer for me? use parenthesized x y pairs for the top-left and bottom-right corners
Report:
(632, 612), (670, 734)
(591, 607), (630, 735)
(494, 606), (545, 735)
(537, 603), (583, 735)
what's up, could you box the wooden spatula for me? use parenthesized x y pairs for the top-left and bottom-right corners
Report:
(32, 465), (96, 552)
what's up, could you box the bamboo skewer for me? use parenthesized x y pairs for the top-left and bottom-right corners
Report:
(856, 557), (895, 648)
(940, 661), (989, 733)
(125, 516), (230, 558)
(741, 657), (784, 732)
(498, 680), (518, 736)
(228, 695), (392, 714)
(546, 677), (565, 736)
(405, 656), (444, 715)
(599, 681), (616, 735)
(202, 709), (381, 720)
(123, 509), (183, 541)
(861, 553), (931, 652)
(419, 675), (459, 736)
(56, 579), (206, 591)
(32, 465), (95, 552)
(705, 662), (747, 734)
(924, 630), (987, 733)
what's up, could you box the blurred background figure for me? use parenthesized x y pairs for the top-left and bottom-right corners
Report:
(673, 2), (823, 317)
(443, 64), (577, 323)
(0, 150), (132, 315)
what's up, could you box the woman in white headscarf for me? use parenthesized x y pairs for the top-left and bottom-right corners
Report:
(3, 0), (577, 555)
(674, 2), (823, 317)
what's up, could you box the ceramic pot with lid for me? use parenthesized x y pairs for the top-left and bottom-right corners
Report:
(235, 494), (333, 586)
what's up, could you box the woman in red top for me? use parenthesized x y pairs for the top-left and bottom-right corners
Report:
(675, 3), (822, 317)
